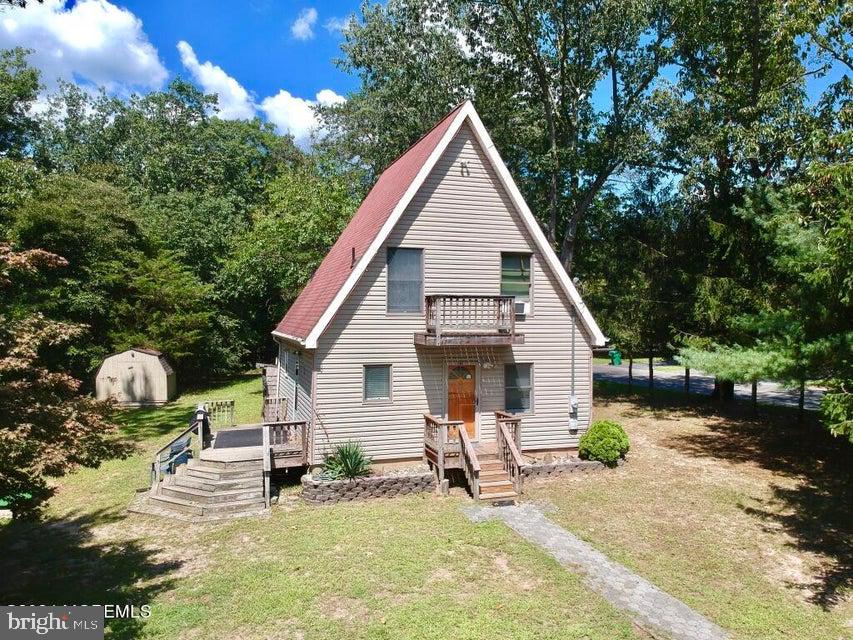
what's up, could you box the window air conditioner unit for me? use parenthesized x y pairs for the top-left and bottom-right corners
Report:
(514, 301), (530, 316)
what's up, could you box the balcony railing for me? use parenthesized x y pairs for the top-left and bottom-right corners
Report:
(414, 295), (523, 346)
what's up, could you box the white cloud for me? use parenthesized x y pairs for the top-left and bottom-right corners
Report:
(324, 15), (352, 35)
(259, 88), (345, 146)
(0, 0), (167, 92)
(290, 7), (317, 41)
(177, 40), (255, 120)
(316, 88), (346, 106)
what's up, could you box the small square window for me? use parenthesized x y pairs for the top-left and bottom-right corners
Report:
(364, 365), (392, 401)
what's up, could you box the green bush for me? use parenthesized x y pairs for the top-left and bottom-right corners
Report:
(578, 420), (630, 467)
(323, 441), (372, 479)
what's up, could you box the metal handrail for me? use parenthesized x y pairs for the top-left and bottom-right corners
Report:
(150, 405), (208, 494)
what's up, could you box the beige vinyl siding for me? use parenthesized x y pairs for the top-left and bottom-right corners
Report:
(276, 343), (313, 424)
(312, 122), (593, 461)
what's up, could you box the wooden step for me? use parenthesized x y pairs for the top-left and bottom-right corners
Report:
(185, 461), (261, 480)
(479, 460), (504, 471)
(169, 474), (262, 492)
(482, 490), (518, 504)
(479, 469), (509, 481)
(479, 480), (515, 494)
(195, 456), (264, 471)
(159, 485), (263, 504)
(149, 493), (266, 516)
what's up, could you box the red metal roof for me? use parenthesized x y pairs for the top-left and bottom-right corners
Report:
(274, 103), (466, 342)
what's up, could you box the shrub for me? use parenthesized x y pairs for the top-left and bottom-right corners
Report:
(323, 442), (372, 479)
(578, 420), (629, 467)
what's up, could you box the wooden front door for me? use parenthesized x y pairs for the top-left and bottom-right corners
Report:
(448, 365), (477, 439)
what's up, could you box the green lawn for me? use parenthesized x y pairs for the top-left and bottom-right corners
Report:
(0, 375), (640, 640)
(527, 391), (853, 640)
(4, 376), (848, 639)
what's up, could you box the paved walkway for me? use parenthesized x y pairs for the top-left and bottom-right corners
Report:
(594, 363), (824, 411)
(465, 503), (728, 640)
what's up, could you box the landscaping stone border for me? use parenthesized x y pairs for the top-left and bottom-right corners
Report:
(522, 457), (624, 479)
(301, 472), (436, 504)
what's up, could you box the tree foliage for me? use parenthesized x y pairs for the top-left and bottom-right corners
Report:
(0, 244), (122, 517)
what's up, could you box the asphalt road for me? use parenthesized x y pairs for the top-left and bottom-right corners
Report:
(593, 363), (824, 411)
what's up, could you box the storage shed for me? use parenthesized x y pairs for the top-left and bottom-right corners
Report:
(95, 348), (176, 406)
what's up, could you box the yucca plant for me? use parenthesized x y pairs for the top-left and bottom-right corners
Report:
(323, 441), (372, 479)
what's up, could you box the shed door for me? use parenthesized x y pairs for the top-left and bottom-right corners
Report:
(448, 365), (477, 439)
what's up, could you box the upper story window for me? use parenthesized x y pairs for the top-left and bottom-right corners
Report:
(387, 247), (423, 313)
(501, 253), (531, 303)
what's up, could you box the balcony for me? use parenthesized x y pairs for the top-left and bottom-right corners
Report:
(414, 295), (524, 347)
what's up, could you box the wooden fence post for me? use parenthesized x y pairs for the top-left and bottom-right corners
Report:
(684, 368), (690, 398)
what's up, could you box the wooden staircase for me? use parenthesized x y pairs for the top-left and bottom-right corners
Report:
(148, 456), (267, 518)
(476, 447), (519, 503)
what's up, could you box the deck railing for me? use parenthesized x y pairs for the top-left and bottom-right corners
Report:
(423, 414), (464, 489)
(457, 425), (481, 500)
(425, 295), (516, 338)
(203, 399), (235, 430)
(263, 397), (287, 423)
(495, 412), (524, 494)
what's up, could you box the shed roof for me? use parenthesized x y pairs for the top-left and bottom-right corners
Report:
(98, 347), (174, 376)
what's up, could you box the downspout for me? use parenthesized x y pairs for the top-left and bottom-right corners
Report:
(570, 310), (578, 432)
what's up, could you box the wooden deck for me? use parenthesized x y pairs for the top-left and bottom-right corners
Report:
(415, 295), (524, 347)
(209, 423), (309, 469)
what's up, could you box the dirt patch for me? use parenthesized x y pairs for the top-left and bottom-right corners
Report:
(317, 596), (371, 624)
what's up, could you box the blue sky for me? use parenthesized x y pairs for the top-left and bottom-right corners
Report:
(121, 0), (361, 101)
(0, 0), (364, 145)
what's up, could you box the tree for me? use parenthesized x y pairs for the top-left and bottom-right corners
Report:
(34, 79), (303, 207)
(321, 0), (675, 272)
(681, 122), (852, 435)
(220, 164), (359, 356)
(0, 244), (121, 517)
(8, 175), (228, 379)
(137, 191), (249, 282)
(0, 47), (39, 158)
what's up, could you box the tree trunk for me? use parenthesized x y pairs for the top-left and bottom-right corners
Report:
(684, 368), (690, 398)
(628, 357), (633, 391)
(712, 377), (735, 402)
(648, 356), (654, 402)
(798, 379), (805, 424)
(751, 379), (758, 416)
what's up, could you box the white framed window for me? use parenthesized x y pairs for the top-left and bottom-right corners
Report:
(504, 363), (533, 413)
(501, 253), (532, 303)
(363, 364), (392, 402)
(387, 247), (423, 313)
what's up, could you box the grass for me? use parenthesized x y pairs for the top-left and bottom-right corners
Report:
(0, 375), (640, 640)
(4, 375), (848, 639)
(527, 389), (853, 640)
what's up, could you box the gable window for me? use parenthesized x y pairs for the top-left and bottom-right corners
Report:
(504, 364), (532, 413)
(501, 253), (531, 303)
(364, 364), (392, 402)
(387, 247), (423, 313)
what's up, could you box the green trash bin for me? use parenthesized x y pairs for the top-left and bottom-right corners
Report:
(608, 349), (622, 365)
